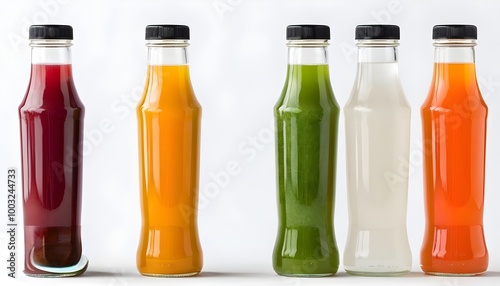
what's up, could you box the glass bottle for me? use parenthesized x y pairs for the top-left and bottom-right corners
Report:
(343, 25), (412, 276)
(136, 25), (203, 277)
(273, 24), (340, 277)
(19, 25), (88, 277)
(421, 24), (488, 276)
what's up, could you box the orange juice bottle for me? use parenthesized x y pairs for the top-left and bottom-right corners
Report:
(421, 25), (488, 276)
(136, 25), (202, 277)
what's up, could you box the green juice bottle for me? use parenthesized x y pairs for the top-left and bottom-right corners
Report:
(273, 25), (340, 277)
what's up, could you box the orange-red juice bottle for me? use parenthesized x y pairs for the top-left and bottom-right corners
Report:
(421, 25), (488, 276)
(136, 25), (202, 277)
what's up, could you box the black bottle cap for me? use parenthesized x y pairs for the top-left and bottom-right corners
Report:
(146, 25), (190, 40)
(355, 25), (400, 40)
(29, 25), (73, 40)
(286, 25), (330, 40)
(433, 25), (477, 40)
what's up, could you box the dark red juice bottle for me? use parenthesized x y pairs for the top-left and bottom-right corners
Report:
(19, 25), (88, 277)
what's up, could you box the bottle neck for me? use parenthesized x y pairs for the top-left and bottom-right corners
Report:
(30, 40), (72, 65)
(284, 41), (331, 91)
(147, 40), (189, 66)
(27, 41), (76, 101)
(433, 40), (476, 63)
(29, 41), (74, 87)
(351, 41), (402, 100)
(431, 40), (479, 96)
(287, 40), (329, 65)
(357, 40), (398, 63)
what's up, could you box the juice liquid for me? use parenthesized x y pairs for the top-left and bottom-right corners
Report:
(137, 65), (202, 276)
(421, 63), (488, 275)
(19, 64), (84, 275)
(344, 62), (412, 275)
(273, 64), (340, 276)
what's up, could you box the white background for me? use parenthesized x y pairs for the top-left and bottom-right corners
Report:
(1, 0), (500, 285)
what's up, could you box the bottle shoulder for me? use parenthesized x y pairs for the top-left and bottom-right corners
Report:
(19, 104), (84, 117)
(20, 90), (83, 111)
(139, 89), (201, 111)
(275, 64), (339, 113)
(345, 87), (409, 111)
(422, 83), (486, 111)
(275, 92), (339, 114)
(346, 64), (407, 107)
(422, 63), (485, 108)
(277, 82), (338, 105)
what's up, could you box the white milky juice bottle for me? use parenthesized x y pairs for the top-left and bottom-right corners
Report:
(343, 24), (412, 276)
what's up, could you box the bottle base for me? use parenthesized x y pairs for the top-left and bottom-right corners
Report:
(424, 271), (485, 277)
(345, 269), (410, 277)
(140, 271), (200, 278)
(24, 254), (88, 277)
(276, 272), (335, 277)
(24, 270), (86, 278)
